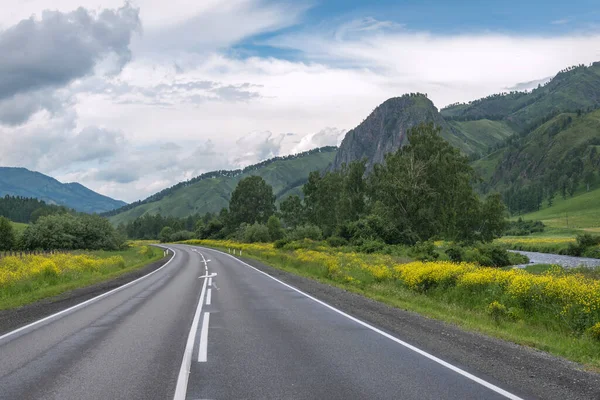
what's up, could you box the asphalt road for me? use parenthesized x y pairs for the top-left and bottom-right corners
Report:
(0, 244), (536, 399)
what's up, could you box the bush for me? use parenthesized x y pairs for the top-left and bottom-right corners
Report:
(274, 238), (290, 249)
(410, 241), (439, 261)
(504, 219), (545, 236)
(588, 322), (600, 342)
(243, 223), (271, 243)
(170, 230), (194, 242)
(487, 301), (508, 324)
(356, 239), (385, 254)
(267, 216), (284, 241)
(445, 243), (465, 262)
(326, 236), (348, 248)
(287, 224), (322, 241)
(576, 234), (600, 248)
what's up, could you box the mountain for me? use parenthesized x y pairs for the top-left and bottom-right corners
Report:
(442, 63), (600, 132)
(0, 167), (126, 213)
(107, 147), (337, 225)
(331, 93), (513, 171)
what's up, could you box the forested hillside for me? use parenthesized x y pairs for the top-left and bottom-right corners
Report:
(107, 147), (337, 225)
(0, 167), (126, 213)
(0, 196), (70, 223)
(442, 62), (600, 131)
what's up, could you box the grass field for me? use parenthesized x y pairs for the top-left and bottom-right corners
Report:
(0, 244), (164, 310)
(186, 239), (600, 369)
(9, 221), (28, 235)
(518, 187), (600, 231)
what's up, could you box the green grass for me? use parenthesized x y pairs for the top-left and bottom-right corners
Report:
(0, 245), (164, 310)
(519, 187), (600, 231)
(450, 119), (515, 154)
(9, 221), (28, 235)
(195, 242), (600, 369)
(110, 150), (336, 225)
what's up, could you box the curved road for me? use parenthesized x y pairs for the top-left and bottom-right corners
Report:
(0, 244), (528, 399)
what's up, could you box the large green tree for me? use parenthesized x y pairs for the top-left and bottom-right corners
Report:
(368, 123), (489, 243)
(279, 195), (305, 228)
(228, 176), (276, 228)
(0, 216), (16, 251)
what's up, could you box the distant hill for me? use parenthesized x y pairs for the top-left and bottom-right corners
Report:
(442, 62), (600, 132)
(331, 93), (511, 171)
(107, 147), (337, 225)
(0, 167), (126, 214)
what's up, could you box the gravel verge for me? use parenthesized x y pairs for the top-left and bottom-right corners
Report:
(0, 251), (172, 336)
(235, 254), (600, 400)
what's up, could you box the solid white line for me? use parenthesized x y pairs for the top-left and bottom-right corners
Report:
(0, 246), (177, 343)
(173, 260), (209, 400)
(208, 277), (212, 287)
(196, 246), (523, 400)
(198, 312), (211, 362)
(206, 288), (212, 305)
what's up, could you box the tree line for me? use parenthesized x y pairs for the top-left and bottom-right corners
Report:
(0, 195), (70, 223)
(127, 124), (507, 246)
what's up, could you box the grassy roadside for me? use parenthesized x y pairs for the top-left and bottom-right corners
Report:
(0, 244), (164, 310)
(186, 240), (600, 370)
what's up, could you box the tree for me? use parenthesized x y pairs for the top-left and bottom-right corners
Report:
(267, 215), (284, 241)
(478, 193), (508, 242)
(368, 123), (485, 243)
(0, 216), (16, 251)
(160, 226), (174, 243)
(228, 176), (276, 229)
(279, 195), (305, 228)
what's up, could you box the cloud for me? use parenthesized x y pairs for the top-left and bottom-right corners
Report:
(551, 18), (573, 25)
(0, 89), (65, 125)
(291, 127), (346, 153)
(0, 4), (140, 101)
(505, 77), (553, 91)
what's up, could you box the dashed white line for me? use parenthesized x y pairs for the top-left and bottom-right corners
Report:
(173, 251), (209, 400)
(198, 312), (211, 362)
(208, 277), (212, 287)
(206, 288), (212, 305)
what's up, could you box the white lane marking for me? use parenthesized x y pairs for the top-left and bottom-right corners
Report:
(206, 288), (212, 306)
(173, 256), (209, 400)
(198, 312), (211, 362)
(208, 277), (212, 287)
(196, 246), (524, 400)
(0, 246), (177, 343)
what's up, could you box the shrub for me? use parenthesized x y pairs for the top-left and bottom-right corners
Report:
(274, 238), (290, 249)
(588, 322), (600, 341)
(410, 241), (439, 261)
(504, 219), (545, 236)
(243, 223), (271, 243)
(287, 224), (322, 241)
(170, 230), (195, 242)
(356, 239), (385, 254)
(487, 301), (508, 324)
(577, 234), (600, 248)
(267, 216), (284, 241)
(327, 236), (348, 248)
(445, 244), (464, 262)
(475, 243), (511, 267)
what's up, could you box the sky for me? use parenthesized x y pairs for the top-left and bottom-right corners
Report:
(1, 0), (600, 202)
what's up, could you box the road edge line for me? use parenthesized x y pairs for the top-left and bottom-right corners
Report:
(197, 245), (524, 400)
(0, 246), (177, 343)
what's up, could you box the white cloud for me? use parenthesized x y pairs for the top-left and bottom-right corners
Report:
(2, 5), (600, 203)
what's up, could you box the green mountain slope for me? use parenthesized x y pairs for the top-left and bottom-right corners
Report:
(0, 167), (126, 213)
(108, 148), (336, 225)
(442, 62), (600, 131)
(519, 187), (600, 231)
